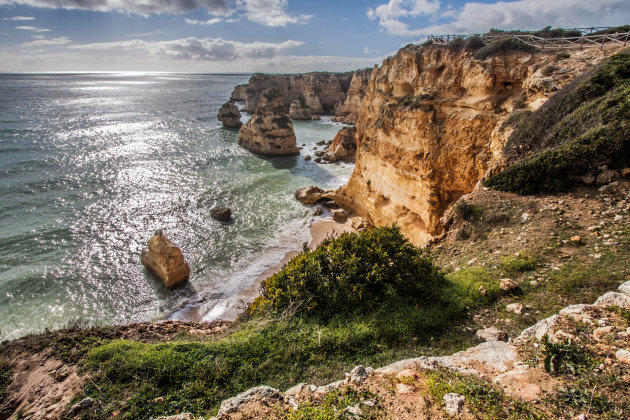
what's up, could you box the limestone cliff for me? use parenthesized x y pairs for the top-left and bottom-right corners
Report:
(232, 72), (354, 115)
(238, 88), (299, 156)
(289, 97), (312, 120)
(217, 101), (242, 128)
(337, 46), (615, 245)
(332, 68), (372, 124)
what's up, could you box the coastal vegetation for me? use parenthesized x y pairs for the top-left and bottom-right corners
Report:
(485, 50), (630, 194)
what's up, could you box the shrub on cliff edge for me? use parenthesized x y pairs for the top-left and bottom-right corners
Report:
(247, 226), (445, 318)
(474, 37), (538, 60)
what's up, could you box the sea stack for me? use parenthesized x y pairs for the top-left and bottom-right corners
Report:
(289, 97), (312, 120)
(140, 230), (190, 289)
(217, 101), (243, 128)
(238, 88), (299, 156)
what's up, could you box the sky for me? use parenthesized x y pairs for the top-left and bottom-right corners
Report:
(0, 0), (629, 73)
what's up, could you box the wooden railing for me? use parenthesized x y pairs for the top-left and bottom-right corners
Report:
(428, 27), (630, 51)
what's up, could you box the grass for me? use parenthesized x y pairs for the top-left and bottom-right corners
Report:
(288, 387), (382, 419)
(474, 37), (538, 60)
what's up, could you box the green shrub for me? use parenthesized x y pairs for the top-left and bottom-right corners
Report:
(272, 115), (291, 129)
(485, 50), (630, 194)
(464, 36), (485, 51)
(474, 37), (538, 60)
(499, 254), (541, 275)
(543, 336), (593, 375)
(454, 199), (484, 221)
(555, 52), (571, 60)
(447, 37), (465, 50)
(248, 226), (445, 318)
(0, 357), (12, 405)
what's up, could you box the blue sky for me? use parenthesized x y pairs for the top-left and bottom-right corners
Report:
(0, 0), (629, 73)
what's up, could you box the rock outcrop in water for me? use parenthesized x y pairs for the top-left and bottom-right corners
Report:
(238, 88), (299, 156)
(217, 101), (242, 128)
(325, 126), (358, 163)
(140, 230), (190, 289)
(289, 97), (312, 120)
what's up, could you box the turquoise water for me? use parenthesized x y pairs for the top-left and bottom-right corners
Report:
(0, 73), (352, 340)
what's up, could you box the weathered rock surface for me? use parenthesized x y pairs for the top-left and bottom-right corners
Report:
(217, 386), (282, 419)
(232, 72), (354, 114)
(325, 127), (358, 163)
(594, 292), (630, 310)
(332, 68), (372, 123)
(294, 186), (325, 204)
(238, 88), (299, 156)
(289, 97), (312, 120)
(334, 47), (615, 245)
(230, 84), (248, 102)
(140, 230), (190, 288)
(217, 101), (242, 128)
(476, 326), (508, 342)
(443, 393), (465, 416)
(210, 206), (232, 222)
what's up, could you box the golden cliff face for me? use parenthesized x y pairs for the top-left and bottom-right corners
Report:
(338, 47), (611, 245)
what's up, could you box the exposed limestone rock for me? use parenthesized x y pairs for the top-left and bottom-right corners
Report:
(619, 280), (630, 296)
(333, 68), (372, 123)
(595, 292), (630, 310)
(238, 88), (299, 156)
(345, 365), (373, 385)
(500, 278), (519, 292)
(559, 304), (596, 322)
(517, 315), (561, 342)
(155, 414), (196, 420)
(217, 101), (242, 128)
(506, 303), (523, 314)
(140, 230), (190, 289)
(443, 393), (465, 416)
(334, 47), (616, 245)
(325, 127), (358, 163)
(332, 208), (348, 223)
(289, 97), (312, 120)
(294, 186), (325, 204)
(230, 84), (248, 102)
(233, 72), (354, 114)
(476, 327), (508, 342)
(492, 364), (557, 401)
(616, 349), (630, 364)
(216, 386), (282, 419)
(68, 397), (93, 415)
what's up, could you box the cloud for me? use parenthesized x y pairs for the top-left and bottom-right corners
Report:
(363, 46), (377, 54)
(0, 0), (232, 16)
(21, 36), (70, 47)
(68, 37), (303, 61)
(367, 0), (441, 36)
(128, 30), (163, 37)
(15, 25), (50, 32)
(368, 0), (630, 37)
(185, 17), (222, 25)
(3, 16), (35, 20)
(237, 0), (312, 27)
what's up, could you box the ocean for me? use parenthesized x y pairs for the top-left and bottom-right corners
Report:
(0, 73), (352, 340)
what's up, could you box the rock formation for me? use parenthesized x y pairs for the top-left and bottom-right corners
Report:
(238, 88), (299, 156)
(334, 46), (615, 245)
(217, 101), (242, 128)
(231, 72), (354, 115)
(210, 206), (232, 222)
(289, 97), (312, 120)
(325, 127), (358, 163)
(332, 68), (372, 123)
(140, 230), (190, 289)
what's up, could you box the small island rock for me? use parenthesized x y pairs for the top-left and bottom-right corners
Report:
(289, 97), (312, 120)
(295, 186), (325, 204)
(140, 230), (190, 289)
(238, 88), (299, 156)
(211, 206), (232, 222)
(217, 101), (243, 128)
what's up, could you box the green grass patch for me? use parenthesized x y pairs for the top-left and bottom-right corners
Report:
(474, 37), (538, 60)
(499, 254), (541, 275)
(288, 387), (381, 419)
(0, 357), (12, 406)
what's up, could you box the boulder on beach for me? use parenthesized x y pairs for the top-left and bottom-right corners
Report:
(211, 206), (232, 222)
(140, 230), (190, 289)
(217, 101), (243, 128)
(295, 186), (325, 204)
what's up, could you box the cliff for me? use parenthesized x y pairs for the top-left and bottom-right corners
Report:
(231, 71), (356, 116)
(238, 88), (299, 156)
(332, 68), (372, 124)
(336, 46), (616, 245)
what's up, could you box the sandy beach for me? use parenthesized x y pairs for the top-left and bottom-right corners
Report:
(171, 216), (357, 323)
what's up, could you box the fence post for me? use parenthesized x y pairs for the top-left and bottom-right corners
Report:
(560, 37), (565, 51)
(601, 34), (606, 50)
(625, 32), (630, 46)
(580, 35), (585, 50)
(541, 38), (546, 51)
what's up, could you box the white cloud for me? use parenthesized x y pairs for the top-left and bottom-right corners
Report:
(68, 37), (303, 61)
(15, 25), (50, 32)
(3, 15), (35, 20)
(237, 0), (312, 27)
(368, 0), (630, 37)
(185, 17), (222, 25)
(128, 30), (163, 37)
(0, 0), (232, 16)
(363, 46), (377, 54)
(21, 36), (70, 47)
(367, 0), (440, 36)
